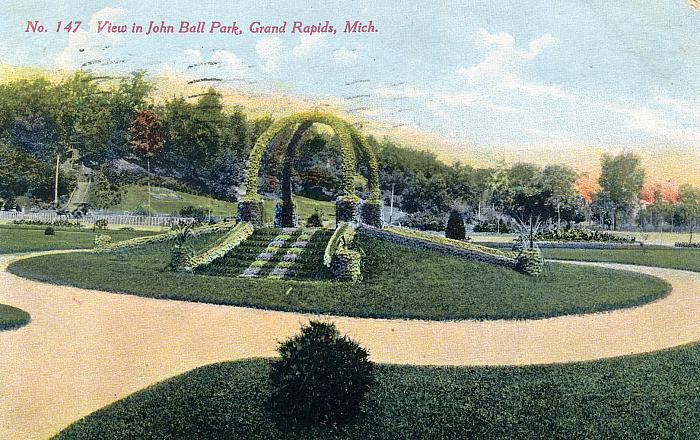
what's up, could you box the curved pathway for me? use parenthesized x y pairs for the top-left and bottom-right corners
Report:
(0, 251), (698, 439)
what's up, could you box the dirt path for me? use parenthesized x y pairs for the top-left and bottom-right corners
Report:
(0, 251), (698, 439)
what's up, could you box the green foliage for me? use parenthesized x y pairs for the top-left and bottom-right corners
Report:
(270, 321), (373, 425)
(93, 234), (112, 250)
(516, 247), (543, 275)
(306, 211), (323, 227)
(44, 226), (55, 235)
(93, 219), (108, 231)
(331, 250), (362, 281)
(244, 111), (380, 203)
(53, 345), (700, 439)
(181, 222), (254, 271)
(168, 226), (193, 270)
(473, 219), (514, 233)
(11, 232), (670, 321)
(398, 211), (445, 231)
(0, 224), (152, 254)
(535, 227), (635, 243)
(324, 222), (356, 267)
(541, 247), (700, 273)
(445, 209), (466, 240)
(384, 226), (516, 259)
(0, 304), (30, 331)
(97, 221), (237, 252)
(88, 172), (123, 209)
(599, 152), (645, 229)
(179, 205), (207, 223)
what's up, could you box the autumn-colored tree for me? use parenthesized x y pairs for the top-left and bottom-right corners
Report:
(129, 109), (163, 214)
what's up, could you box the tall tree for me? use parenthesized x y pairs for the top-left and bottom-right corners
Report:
(129, 109), (163, 214)
(541, 165), (579, 229)
(598, 152), (645, 230)
(678, 184), (700, 243)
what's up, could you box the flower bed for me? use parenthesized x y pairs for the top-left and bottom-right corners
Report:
(97, 221), (237, 252)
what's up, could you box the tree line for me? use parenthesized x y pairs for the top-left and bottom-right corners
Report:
(0, 71), (697, 236)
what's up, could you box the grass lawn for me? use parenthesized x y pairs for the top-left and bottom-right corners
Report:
(8, 231), (670, 320)
(112, 185), (336, 224)
(0, 225), (156, 254)
(0, 304), (30, 330)
(542, 247), (700, 273)
(55, 342), (700, 439)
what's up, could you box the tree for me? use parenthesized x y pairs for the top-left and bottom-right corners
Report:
(678, 184), (700, 243)
(598, 153), (645, 230)
(129, 109), (163, 214)
(445, 209), (466, 240)
(269, 321), (373, 426)
(541, 165), (579, 229)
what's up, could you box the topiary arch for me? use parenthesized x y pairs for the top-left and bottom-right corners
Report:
(238, 111), (382, 227)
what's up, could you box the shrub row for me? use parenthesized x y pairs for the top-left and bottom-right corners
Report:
(96, 221), (237, 252)
(535, 228), (635, 243)
(364, 226), (518, 269)
(12, 219), (83, 228)
(180, 222), (254, 271)
(472, 220), (514, 233)
(675, 242), (700, 248)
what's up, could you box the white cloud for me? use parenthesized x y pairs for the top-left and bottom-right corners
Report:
(457, 29), (575, 101)
(292, 34), (324, 59)
(256, 37), (284, 72)
(54, 7), (127, 69)
(183, 48), (201, 59)
(374, 85), (426, 99)
(434, 93), (524, 114)
(605, 103), (700, 141)
(333, 47), (359, 65)
(656, 95), (700, 120)
(211, 49), (245, 71)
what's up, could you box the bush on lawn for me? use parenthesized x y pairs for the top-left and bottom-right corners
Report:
(306, 211), (324, 227)
(168, 226), (193, 270)
(445, 209), (466, 240)
(44, 226), (55, 235)
(269, 321), (374, 426)
(179, 205), (207, 223)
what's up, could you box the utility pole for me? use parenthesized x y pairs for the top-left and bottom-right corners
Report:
(389, 183), (395, 225)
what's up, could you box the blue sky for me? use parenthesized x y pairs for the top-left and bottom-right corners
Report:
(1, 0), (700, 179)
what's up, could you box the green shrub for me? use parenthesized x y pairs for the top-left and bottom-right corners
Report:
(306, 211), (324, 227)
(269, 321), (373, 426)
(399, 211), (445, 231)
(473, 219), (514, 233)
(168, 226), (193, 270)
(44, 226), (55, 236)
(445, 209), (466, 240)
(179, 205), (207, 223)
(93, 219), (108, 231)
(93, 234), (112, 250)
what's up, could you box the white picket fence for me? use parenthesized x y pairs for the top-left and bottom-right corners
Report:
(0, 211), (197, 227)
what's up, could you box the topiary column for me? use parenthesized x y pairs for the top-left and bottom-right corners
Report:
(331, 250), (362, 281)
(360, 200), (382, 227)
(517, 247), (543, 275)
(237, 200), (264, 225)
(336, 196), (361, 225)
(445, 209), (466, 240)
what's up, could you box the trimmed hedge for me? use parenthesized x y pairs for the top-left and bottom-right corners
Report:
(445, 209), (466, 240)
(517, 248), (543, 275)
(331, 250), (362, 281)
(383, 226), (516, 259)
(96, 221), (237, 252)
(676, 242), (700, 248)
(535, 228), (635, 243)
(180, 222), (254, 271)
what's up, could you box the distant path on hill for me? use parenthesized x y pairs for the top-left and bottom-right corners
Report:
(0, 251), (698, 439)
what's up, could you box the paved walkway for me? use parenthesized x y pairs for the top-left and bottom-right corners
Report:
(0, 251), (698, 439)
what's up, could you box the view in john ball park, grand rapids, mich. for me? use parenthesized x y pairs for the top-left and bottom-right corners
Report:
(1, 1), (700, 439)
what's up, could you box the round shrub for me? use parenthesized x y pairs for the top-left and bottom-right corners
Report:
(44, 226), (55, 236)
(269, 321), (374, 426)
(306, 212), (323, 227)
(445, 209), (466, 240)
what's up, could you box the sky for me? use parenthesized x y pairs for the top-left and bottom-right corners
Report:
(0, 0), (699, 184)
